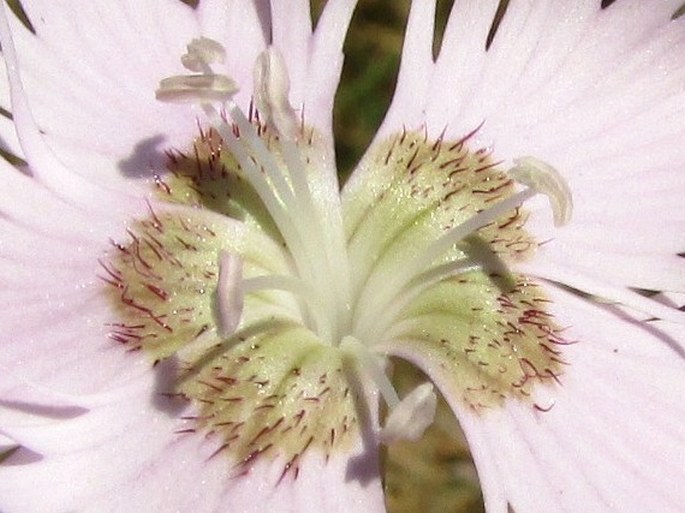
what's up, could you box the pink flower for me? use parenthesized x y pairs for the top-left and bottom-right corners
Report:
(1, 1), (683, 513)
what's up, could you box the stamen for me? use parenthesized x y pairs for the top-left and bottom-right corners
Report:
(341, 336), (437, 444)
(423, 157), (572, 274)
(354, 157), (572, 343)
(223, 104), (298, 208)
(423, 189), (537, 270)
(158, 38), (352, 344)
(341, 336), (400, 408)
(243, 274), (333, 343)
(379, 382), (437, 444)
(414, 157), (571, 274)
(253, 47), (300, 140)
(357, 258), (481, 343)
(217, 251), (244, 338)
(156, 37), (235, 104)
(352, 187), (536, 338)
(200, 104), (320, 292)
(253, 47), (353, 340)
(155, 74), (238, 104)
(509, 156), (573, 227)
(182, 37), (226, 72)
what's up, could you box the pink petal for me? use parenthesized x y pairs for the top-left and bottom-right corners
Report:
(0, 3), (162, 209)
(1, 0), (201, 191)
(271, 0), (312, 104)
(0, 368), (385, 513)
(0, 164), (155, 397)
(0, 433), (15, 452)
(385, 281), (685, 512)
(0, 62), (22, 157)
(374, 0), (685, 292)
(299, 0), (357, 140)
(0, 114), (22, 158)
(385, 0), (434, 130)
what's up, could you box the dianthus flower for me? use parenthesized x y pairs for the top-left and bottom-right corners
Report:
(0, 1), (683, 512)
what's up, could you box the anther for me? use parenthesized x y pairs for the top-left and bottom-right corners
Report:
(380, 382), (437, 444)
(156, 74), (238, 104)
(181, 37), (226, 72)
(410, 156), (572, 274)
(509, 156), (573, 227)
(156, 37), (236, 104)
(253, 47), (300, 140)
(340, 336), (437, 442)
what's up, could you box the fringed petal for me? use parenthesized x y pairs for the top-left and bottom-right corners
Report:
(1, 0), (203, 190)
(0, 363), (385, 513)
(373, 0), (685, 292)
(386, 282), (685, 512)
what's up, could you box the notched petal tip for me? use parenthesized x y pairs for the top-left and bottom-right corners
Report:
(510, 156), (573, 227)
(380, 382), (437, 444)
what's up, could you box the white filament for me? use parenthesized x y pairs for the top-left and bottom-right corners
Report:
(357, 258), (481, 344)
(341, 336), (400, 408)
(380, 382), (437, 444)
(157, 38), (352, 344)
(243, 274), (332, 342)
(156, 41), (580, 435)
(253, 47), (300, 140)
(217, 251), (244, 337)
(509, 156), (573, 227)
(341, 336), (437, 444)
(354, 158), (573, 342)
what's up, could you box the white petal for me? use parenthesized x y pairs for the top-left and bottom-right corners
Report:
(0, 365), (386, 513)
(1, 0), (204, 191)
(383, 281), (685, 512)
(375, 0), (685, 291)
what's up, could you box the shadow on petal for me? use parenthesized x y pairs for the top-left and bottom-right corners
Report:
(152, 357), (189, 417)
(118, 134), (168, 178)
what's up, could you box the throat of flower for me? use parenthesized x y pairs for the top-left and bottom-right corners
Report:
(157, 38), (572, 356)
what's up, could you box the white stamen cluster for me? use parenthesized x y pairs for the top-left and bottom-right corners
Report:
(156, 38), (573, 444)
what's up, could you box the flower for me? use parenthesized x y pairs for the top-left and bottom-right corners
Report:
(1, 2), (684, 513)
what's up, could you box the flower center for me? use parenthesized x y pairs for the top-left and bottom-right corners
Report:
(155, 39), (571, 352)
(102, 37), (573, 469)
